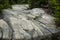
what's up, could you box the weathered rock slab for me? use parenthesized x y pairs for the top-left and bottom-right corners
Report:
(0, 19), (10, 39)
(2, 6), (60, 40)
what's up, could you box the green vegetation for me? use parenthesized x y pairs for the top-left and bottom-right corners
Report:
(49, 0), (60, 26)
(0, 0), (48, 11)
(0, 0), (11, 12)
(27, 0), (48, 8)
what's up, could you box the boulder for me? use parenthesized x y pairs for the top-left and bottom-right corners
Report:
(2, 7), (60, 40)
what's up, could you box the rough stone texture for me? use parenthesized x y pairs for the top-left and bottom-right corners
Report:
(12, 4), (29, 11)
(0, 19), (10, 39)
(30, 8), (45, 17)
(1, 5), (60, 40)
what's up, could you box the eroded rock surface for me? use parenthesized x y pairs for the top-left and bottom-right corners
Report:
(0, 4), (60, 40)
(0, 19), (11, 39)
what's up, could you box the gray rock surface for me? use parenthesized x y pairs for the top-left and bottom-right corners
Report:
(12, 4), (29, 11)
(0, 19), (10, 39)
(1, 5), (60, 40)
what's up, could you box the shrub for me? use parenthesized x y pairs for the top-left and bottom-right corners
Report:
(0, 0), (11, 12)
(49, 0), (60, 26)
